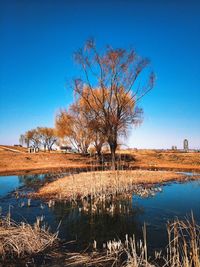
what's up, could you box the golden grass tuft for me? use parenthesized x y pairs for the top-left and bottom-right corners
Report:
(0, 217), (58, 259)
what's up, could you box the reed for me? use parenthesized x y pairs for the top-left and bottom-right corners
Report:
(1, 213), (200, 266)
(62, 215), (200, 267)
(0, 216), (58, 259)
(165, 213), (200, 267)
(34, 170), (184, 202)
(65, 229), (153, 266)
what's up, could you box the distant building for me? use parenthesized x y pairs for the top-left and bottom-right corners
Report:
(183, 139), (189, 151)
(60, 145), (73, 153)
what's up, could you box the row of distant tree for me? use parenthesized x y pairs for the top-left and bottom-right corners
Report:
(19, 127), (57, 152)
(20, 39), (155, 169)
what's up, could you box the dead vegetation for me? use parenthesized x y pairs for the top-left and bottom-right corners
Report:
(0, 146), (200, 174)
(34, 170), (186, 200)
(166, 214), (200, 267)
(0, 149), (91, 175)
(1, 182), (200, 267)
(0, 216), (58, 259)
(56, 215), (200, 267)
(0, 147), (200, 175)
(125, 149), (200, 172)
(64, 233), (153, 267)
(1, 214), (199, 266)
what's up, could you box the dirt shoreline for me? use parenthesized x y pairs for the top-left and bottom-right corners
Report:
(0, 165), (200, 177)
(0, 165), (91, 176)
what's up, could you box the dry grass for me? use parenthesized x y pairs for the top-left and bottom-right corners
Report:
(65, 251), (117, 266)
(60, 227), (153, 267)
(122, 149), (200, 172)
(0, 149), (91, 175)
(165, 214), (200, 267)
(34, 170), (186, 200)
(0, 146), (200, 175)
(56, 215), (200, 267)
(0, 216), (58, 259)
(1, 207), (200, 266)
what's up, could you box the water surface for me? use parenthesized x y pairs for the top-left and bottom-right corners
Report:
(0, 172), (200, 252)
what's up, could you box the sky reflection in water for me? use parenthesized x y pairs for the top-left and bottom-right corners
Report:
(0, 173), (200, 251)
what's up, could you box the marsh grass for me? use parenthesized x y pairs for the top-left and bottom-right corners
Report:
(165, 213), (200, 267)
(1, 211), (200, 267)
(62, 215), (200, 267)
(0, 216), (58, 259)
(65, 226), (154, 267)
(34, 170), (184, 202)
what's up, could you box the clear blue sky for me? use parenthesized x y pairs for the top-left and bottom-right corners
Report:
(0, 0), (200, 149)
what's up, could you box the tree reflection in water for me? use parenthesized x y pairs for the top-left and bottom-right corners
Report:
(14, 173), (163, 252)
(18, 173), (57, 189)
(49, 195), (144, 251)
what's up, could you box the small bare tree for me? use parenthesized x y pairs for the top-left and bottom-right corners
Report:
(21, 127), (57, 151)
(37, 127), (57, 151)
(55, 103), (92, 154)
(92, 129), (106, 159)
(19, 134), (25, 147)
(24, 129), (41, 148)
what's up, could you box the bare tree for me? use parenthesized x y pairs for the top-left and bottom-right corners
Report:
(21, 127), (57, 151)
(55, 103), (92, 154)
(92, 129), (106, 159)
(73, 39), (155, 169)
(37, 127), (57, 151)
(24, 129), (41, 148)
(19, 134), (25, 146)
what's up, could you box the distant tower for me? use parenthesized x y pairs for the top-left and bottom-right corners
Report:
(183, 139), (189, 151)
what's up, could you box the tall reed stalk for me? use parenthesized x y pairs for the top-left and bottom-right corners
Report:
(65, 215), (200, 267)
(165, 213), (200, 267)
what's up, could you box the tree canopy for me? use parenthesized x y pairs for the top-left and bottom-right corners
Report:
(72, 39), (155, 168)
(20, 127), (57, 151)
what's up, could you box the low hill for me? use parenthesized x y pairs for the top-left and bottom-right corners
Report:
(0, 145), (27, 153)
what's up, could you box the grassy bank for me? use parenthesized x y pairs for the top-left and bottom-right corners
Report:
(0, 149), (91, 175)
(0, 217), (58, 260)
(0, 147), (200, 176)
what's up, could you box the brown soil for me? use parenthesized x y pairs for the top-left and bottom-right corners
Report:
(121, 149), (200, 172)
(0, 149), (91, 175)
(0, 146), (199, 175)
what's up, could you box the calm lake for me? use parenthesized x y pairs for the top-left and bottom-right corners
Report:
(0, 172), (200, 253)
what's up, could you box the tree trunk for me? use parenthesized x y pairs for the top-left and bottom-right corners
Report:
(95, 144), (102, 163)
(109, 142), (117, 170)
(97, 149), (102, 163)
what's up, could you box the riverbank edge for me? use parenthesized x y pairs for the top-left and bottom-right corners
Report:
(1, 165), (200, 176)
